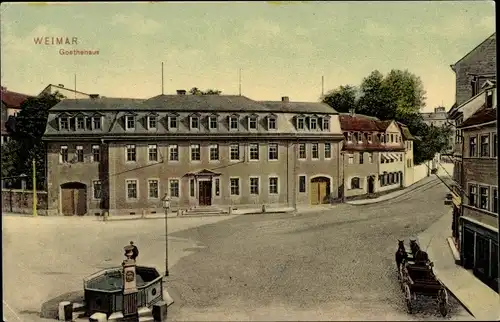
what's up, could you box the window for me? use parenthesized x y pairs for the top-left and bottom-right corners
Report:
(312, 143), (319, 159)
(390, 134), (394, 142)
(60, 117), (69, 130)
(148, 144), (158, 162)
(468, 185), (477, 207)
(368, 153), (373, 163)
(269, 177), (278, 194)
(169, 179), (179, 198)
(76, 145), (84, 162)
(324, 143), (331, 159)
(399, 154), (403, 162)
(355, 132), (361, 142)
(380, 175), (385, 186)
(249, 144), (259, 160)
(268, 116), (277, 130)
(322, 118), (330, 131)
(297, 117), (305, 130)
(347, 132), (353, 142)
(480, 135), (489, 157)
(126, 144), (136, 162)
(209, 116), (218, 129)
(230, 178), (240, 195)
(268, 144), (278, 160)
(92, 116), (101, 130)
(169, 116), (178, 129)
(169, 145), (179, 161)
(348, 154), (354, 164)
(214, 178), (220, 196)
(190, 116), (199, 129)
(298, 143), (306, 159)
(148, 115), (157, 129)
(76, 117), (85, 130)
(299, 175), (306, 193)
(92, 180), (102, 199)
(480, 187), (489, 210)
(493, 188), (498, 213)
(230, 144), (240, 161)
(493, 134), (497, 157)
(469, 136), (477, 157)
(229, 116), (239, 130)
(92, 145), (100, 162)
(86, 117), (92, 129)
(148, 180), (159, 199)
(190, 179), (195, 197)
(209, 144), (219, 161)
(250, 177), (259, 195)
(60, 146), (68, 163)
(351, 177), (360, 189)
(126, 180), (138, 199)
(190, 144), (201, 161)
(310, 118), (317, 130)
(248, 116), (258, 130)
(359, 152), (364, 164)
(125, 115), (135, 130)
(367, 133), (372, 142)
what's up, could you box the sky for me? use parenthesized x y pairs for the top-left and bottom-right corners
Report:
(0, 1), (495, 112)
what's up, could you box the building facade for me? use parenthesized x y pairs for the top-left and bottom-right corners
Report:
(1, 86), (31, 145)
(42, 93), (344, 216)
(457, 97), (498, 292)
(339, 113), (410, 198)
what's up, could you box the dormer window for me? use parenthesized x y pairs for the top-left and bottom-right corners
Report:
(147, 114), (157, 130)
(168, 114), (178, 129)
(348, 132), (353, 142)
(367, 133), (372, 143)
(297, 116), (305, 130)
(357, 132), (363, 143)
(229, 115), (239, 130)
(267, 114), (277, 130)
(92, 116), (102, 130)
(125, 115), (135, 130)
(322, 117), (330, 131)
(76, 116), (85, 130)
(59, 116), (69, 130)
(190, 114), (200, 130)
(310, 117), (317, 130)
(353, 132), (359, 142)
(209, 115), (218, 130)
(248, 115), (258, 130)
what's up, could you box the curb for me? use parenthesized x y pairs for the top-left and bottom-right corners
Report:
(347, 177), (440, 206)
(446, 237), (461, 265)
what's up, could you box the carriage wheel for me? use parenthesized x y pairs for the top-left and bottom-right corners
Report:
(438, 289), (449, 317)
(404, 284), (412, 314)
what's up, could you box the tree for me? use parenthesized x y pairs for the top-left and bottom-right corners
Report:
(5, 92), (63, 189)
(321, 85), (358, 113)
(189, 87), (222, 95)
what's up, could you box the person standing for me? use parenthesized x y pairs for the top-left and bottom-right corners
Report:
(162, 193), (171, 216)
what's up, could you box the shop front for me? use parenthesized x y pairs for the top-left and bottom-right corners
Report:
(460, 216), (499, 293)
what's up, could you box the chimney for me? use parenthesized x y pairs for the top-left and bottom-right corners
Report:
(281, 96), (289, 102)
(89, 94), (99, 99)
(486, 90), (493, 108)
(349, 108), (355, 116)
(177, 89), (186, 95)
(58, 84), (65, 88)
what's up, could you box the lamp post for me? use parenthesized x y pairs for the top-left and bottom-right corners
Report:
(32, 159), (37, 217)
(165, 210), (169, 277)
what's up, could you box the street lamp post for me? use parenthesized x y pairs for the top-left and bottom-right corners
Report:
(32, 159), (37, 217)
(165, 210), (169, 277)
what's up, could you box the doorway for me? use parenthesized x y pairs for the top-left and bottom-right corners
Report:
(462, 228), (475, 269)
(367, 176), (375, 194)
(198, 181), (212, 206)
(310, 177), (330, 205)
(60, 182), (87, 216)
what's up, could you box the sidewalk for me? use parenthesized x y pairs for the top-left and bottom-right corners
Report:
(346, 175), (440, 205)
(418, 211), (500, 321)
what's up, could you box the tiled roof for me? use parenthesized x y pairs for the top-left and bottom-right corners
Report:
(396, 121), (415, 140)
(1, 87), (32, 108)
(458, 106), (496, 128)
(339, 114), (392, 131)
(49, 95), (337, 115)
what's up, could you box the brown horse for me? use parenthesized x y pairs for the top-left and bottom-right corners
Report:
(395, 239), (408, 270)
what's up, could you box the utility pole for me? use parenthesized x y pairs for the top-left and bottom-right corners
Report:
(32, 159), (37, 217)
(239, 68), (242, 96)
(321, 76), (324, 96)
(161, 62), (164, 95)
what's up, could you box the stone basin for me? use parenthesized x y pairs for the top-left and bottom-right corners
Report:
(83, 266), (163, 317)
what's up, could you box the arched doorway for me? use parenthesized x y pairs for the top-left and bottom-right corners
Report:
(60, 182), (87, 216)
(367, 176), (375, 194)
(310, 176), (331, 205)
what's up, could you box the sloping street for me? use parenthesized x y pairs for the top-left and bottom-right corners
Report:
(165, 179), (472, 321)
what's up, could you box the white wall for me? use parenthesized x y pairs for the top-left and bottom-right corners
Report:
(411, 161), (454, 185)
(413, 164), (429, 183)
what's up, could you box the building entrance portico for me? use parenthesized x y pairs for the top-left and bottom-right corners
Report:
(186, 169), (221, 207)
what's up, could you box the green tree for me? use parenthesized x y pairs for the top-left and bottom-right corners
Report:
(189, 87), (222, 95)
(321, 85), (359, 113)
(5, 92), (63, 189)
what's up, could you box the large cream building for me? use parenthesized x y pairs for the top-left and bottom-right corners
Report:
(42, 92), (344, 216)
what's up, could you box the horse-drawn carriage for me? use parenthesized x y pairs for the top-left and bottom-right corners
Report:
(395, 239), (449, 317)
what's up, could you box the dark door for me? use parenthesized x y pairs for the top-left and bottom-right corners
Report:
(462, 228), (475, 269)
(74, 188), (87, 216)
(198, 181), (212, 206)
(61, 188), (75, 215)
(367, 176), (374, 194)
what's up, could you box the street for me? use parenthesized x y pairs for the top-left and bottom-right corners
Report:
(2, 179), (472, 321)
